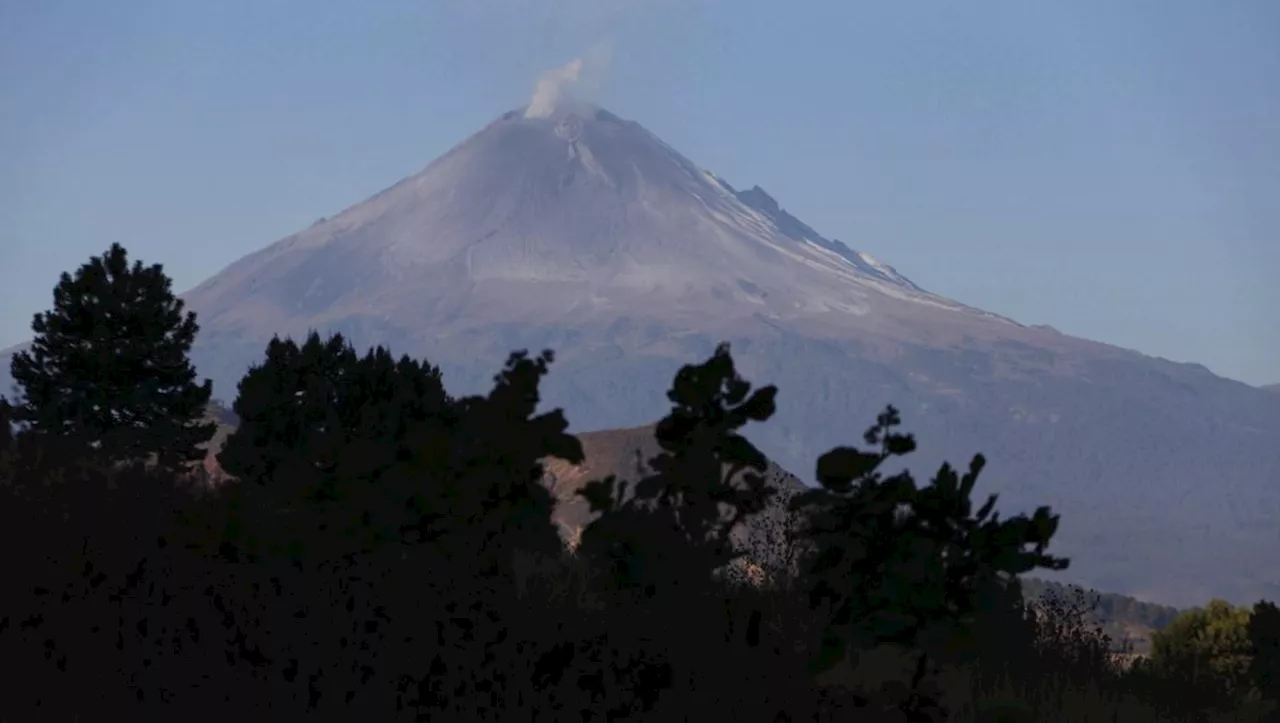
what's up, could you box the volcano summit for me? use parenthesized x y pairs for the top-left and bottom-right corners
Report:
(183, 104), (1006, 345)
(6, 105), (1280, 606)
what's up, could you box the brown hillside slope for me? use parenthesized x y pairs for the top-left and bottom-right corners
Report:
(541, 424), (807, 563)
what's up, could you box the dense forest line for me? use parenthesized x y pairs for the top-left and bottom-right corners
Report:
(197, 400), (1187, 656)
(3, 243), (1280, 722)
(196, 403), (1186, 657)
(197, 403), (1185, 658)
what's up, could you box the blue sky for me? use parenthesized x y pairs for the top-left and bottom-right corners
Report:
(1, 0), (1277, 385)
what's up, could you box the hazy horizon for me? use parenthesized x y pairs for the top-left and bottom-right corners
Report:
(2, 0), (1276, 386)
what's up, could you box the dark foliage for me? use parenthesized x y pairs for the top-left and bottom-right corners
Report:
(1019, 577), (1182, 651)
(1250, 601), (1280, 721)
(790, 405), (1066, 685)
(5, 243), (213, 470)
(2, 245), (1278, 722)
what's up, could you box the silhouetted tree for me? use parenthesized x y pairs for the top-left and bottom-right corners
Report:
(7, 243), (213, 471)
(573, 343), (806, 721)
(217, 332), (456, 554)
(790, 405), (1067, 720)
(578, 342), (779, 594)
(202, 332), (458, 716)
(379, 348), (584, 720)
(201, 336), (587, 719)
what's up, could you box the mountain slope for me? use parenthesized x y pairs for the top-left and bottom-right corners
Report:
(178, 105), (1016, 355)
(4, 104), (1279, 606)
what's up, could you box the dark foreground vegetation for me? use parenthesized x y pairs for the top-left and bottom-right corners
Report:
(2, 244), (1279, 722)
(1018, 578), (1182, 655)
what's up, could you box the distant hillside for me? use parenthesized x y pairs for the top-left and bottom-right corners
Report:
(540, 424), (806, 566)
(197, 401), (238, 484)
(1264, 384), (1280, 394)
(1020, 577), (1181, 654)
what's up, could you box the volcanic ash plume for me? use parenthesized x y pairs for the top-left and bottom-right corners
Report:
(526, 58), (584, 118)
(524, 44), (612, 119)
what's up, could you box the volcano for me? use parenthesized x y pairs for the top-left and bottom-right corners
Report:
(6, 104), (1280, 606)
(181, 105), (1011, 349)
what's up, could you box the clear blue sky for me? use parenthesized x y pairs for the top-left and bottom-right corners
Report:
(2, 0), (1277, 385)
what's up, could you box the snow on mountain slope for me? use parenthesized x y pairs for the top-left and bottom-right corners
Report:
(181, 104), (1019, 344)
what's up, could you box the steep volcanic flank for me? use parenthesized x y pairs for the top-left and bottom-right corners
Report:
(5, 105), (1280, 606)
(180, 105), (1014, 349)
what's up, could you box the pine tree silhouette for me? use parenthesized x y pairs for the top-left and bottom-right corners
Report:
(7, 243), (213, 471)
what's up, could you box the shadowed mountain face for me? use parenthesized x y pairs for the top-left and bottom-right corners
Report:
(4, 105), (1280, 606)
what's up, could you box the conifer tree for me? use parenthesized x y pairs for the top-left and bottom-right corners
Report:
(216, 331), (457, 564)
(791, 405), (1067, 676)
(578, 342), (780, 596)
(571, 344), (786, 720)
(7, 243), (213, 470)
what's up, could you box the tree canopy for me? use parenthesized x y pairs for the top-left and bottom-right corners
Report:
(1148, 599), (1256, 700)
(7, 242), (213, 470)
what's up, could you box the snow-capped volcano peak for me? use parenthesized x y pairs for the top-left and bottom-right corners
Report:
(184, 105), (1013, 344)
(520, 98), (603, 125)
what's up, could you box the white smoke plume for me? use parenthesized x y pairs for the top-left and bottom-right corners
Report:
(524, 43), (613, 119)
